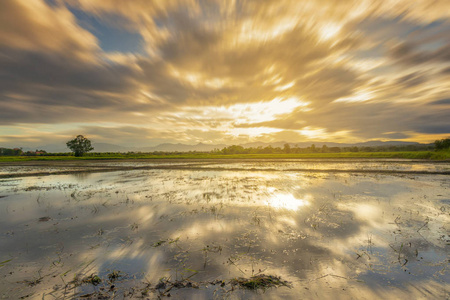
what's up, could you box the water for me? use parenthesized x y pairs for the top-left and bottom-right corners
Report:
(0, 159), (448, 299)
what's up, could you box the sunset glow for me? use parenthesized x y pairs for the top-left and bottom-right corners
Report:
(0, 0), (449, 148)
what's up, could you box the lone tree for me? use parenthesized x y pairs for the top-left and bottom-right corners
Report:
(66, 135), (94, 157)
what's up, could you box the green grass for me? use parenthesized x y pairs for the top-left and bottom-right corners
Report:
(0, 150), (449, 162)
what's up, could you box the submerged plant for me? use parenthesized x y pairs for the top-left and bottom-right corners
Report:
(230, 274), (291, 290)
(107, 270), (122, 282)
(152, 240), (167, 247)
(131, 222), (139, 231)
(82, 274), (102, 286)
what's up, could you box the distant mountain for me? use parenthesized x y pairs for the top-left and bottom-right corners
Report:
(22, 144), (68, 153)
(242, 140), (426, 149)
(354, 141), (423, 147)
(91, 143), (130, 152)
(17, 140), (431, 153)
(138, 142), (227, 152)
(241, 141), (289, 148)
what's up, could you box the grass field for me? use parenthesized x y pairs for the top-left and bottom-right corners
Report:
(0, 150), (449, 162)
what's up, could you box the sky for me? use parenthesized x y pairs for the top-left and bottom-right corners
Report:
(0, 0), (449, 148)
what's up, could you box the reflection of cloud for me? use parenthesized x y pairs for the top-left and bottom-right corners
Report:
(337, 203), (383, 227)
(1, 167), (449, 298)
(266, 192), (311, 211)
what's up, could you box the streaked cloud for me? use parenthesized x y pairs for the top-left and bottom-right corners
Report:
(0, 0), (449, 147)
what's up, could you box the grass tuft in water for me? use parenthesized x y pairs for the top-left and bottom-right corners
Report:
(230, 274), (291, 290)
(81, 274), (102, 286)
(107, 270), (122, 282)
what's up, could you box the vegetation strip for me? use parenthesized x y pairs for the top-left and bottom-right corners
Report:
(1, 149), (450, 162)
(66, 273), (291, 298)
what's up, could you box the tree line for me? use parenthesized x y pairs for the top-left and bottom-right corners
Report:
(1, 138), (449, 156)
(434, 138), (450, 151)
(213, 143), (437, 155)
(0, 148), (47, 156)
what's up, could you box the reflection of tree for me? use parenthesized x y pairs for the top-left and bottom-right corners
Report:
(71, 172), (91, 181)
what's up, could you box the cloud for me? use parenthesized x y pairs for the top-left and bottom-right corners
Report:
(395, 72), (428, 88)
(0, 0), (98, 60)
(431, 98), (450, 105)
(0, 0), (152, 125)
(0, 0), (449, 145)
(237, 97), (449, 140)
(389, 42), (450, 66)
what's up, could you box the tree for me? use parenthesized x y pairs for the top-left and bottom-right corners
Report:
(283, 143), (291, 153)
(66, 135), (94, 157)
(434, 138), (450, 151)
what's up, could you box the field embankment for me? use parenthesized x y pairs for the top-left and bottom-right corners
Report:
(1, 150), (449, 162)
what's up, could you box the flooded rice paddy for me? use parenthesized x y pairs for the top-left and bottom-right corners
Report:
(0, 159), (449, 299)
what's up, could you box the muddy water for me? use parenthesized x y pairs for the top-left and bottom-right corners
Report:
(0, 160), (448, 299)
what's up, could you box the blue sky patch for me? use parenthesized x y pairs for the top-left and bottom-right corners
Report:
(70, 8), (144, 54)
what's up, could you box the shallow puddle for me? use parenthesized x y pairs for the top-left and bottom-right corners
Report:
(0, 160), (448, 299)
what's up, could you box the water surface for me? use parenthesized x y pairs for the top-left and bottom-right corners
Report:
(0, 160), (448, 299)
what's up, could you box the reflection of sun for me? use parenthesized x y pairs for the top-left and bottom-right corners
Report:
(267, 192), (310, 211)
